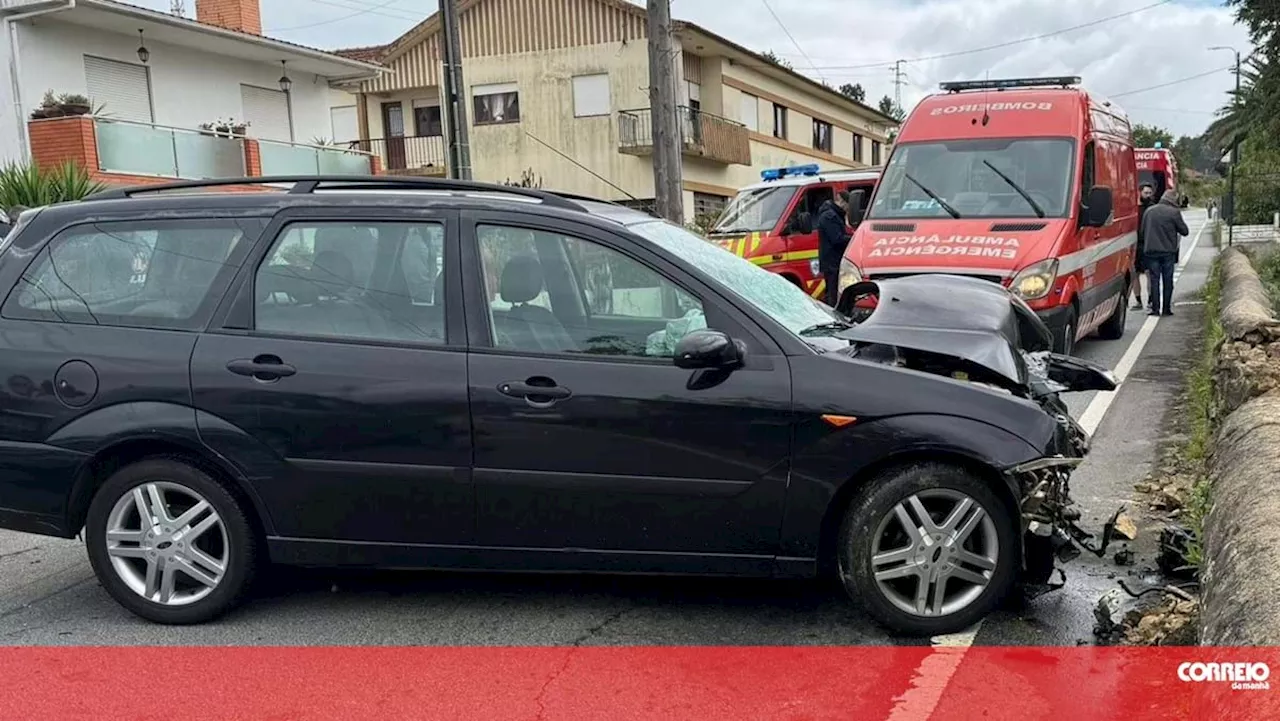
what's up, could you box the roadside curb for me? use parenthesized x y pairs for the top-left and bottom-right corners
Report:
(1201, 247), (1280, 645)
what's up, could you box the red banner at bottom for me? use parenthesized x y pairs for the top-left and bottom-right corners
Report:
(2, 646), (1277, 720)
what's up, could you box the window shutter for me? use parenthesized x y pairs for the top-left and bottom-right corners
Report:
(240, 85), (292, 142)
(83, 56), (152, 123)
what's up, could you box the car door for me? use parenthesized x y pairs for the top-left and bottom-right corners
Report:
(461, 211), (794, 571)
(190, 208), (474, 547)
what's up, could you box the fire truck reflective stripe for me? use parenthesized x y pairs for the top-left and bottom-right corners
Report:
(811, 278), (826, 299)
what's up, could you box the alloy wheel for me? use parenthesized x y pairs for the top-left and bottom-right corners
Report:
(869, 489), (999, 617)
(104, 481), (229, 606)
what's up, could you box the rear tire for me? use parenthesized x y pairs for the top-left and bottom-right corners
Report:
(836, 463), (1018, 637)
(1096, 284), (1128, 340)
(85, 458), (259, 625)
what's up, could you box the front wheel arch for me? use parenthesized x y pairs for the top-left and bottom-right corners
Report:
(817, 451), (1020, 578)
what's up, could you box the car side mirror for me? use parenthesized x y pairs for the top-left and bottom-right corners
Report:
(1083, 185), (1113, 227)
(674, 329), (746, 370)
(788, 211), (813, 235)
(847, 189), (867, 227)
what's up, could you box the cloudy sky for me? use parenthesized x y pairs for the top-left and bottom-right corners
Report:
(140, 0), (1250, 137)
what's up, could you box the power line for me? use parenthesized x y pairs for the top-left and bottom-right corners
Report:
(1110, 67), (1232, 98)
(268, 0), (412, 32)
(302, 0), (422, 22)
(751, 0), (1171, 71)
(1125, 105), (1218, 115)
(759, 0), (826, 83)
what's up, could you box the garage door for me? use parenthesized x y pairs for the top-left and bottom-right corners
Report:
(240, 85), (292, 142)
(83, 56), (153, 123)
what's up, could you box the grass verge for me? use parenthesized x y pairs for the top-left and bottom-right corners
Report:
(1179, 256), (1223, 568)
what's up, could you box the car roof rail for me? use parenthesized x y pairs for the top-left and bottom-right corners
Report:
(84, 175), (586, 211)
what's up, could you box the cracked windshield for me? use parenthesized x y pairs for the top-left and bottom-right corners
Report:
(0, 0), (1271, 718)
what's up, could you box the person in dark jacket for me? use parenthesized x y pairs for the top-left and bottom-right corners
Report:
(817, 191), (851, 306)
(1132, 183), (1156, 310)
(1142, 189), (1189, 316)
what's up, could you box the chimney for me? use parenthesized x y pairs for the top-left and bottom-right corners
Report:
(195, 0), (261, 35)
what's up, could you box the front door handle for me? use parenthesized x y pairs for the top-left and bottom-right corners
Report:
(498, 377), (572, 408)
(227, 355), (297, 381)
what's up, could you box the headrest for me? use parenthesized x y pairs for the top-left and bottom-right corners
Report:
(311, 250), (355, 289)
(499, 255), (544, 304)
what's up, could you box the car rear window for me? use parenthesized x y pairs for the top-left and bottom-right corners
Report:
(1, 218), (257, 331)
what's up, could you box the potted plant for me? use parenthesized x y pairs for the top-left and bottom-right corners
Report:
(198, 118), (250, 138)
(57, 93), (92, 116)
(29, 91), (60, 120)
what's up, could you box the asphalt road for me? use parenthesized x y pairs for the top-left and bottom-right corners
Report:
(0, 211), (1214, 647)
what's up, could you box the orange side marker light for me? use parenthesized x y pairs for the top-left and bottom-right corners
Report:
(821, 414), (857, 428)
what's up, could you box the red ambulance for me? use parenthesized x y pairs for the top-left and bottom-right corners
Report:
(705, 164), (880, 300)
(838, 76), (1139, 354)
(1136, 145), (1184, 205)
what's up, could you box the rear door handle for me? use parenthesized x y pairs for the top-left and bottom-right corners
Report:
(227, 355), (296, 381)
(498, 378), (571, 408)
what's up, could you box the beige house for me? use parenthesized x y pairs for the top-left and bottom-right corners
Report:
(332, 0), (896, 219)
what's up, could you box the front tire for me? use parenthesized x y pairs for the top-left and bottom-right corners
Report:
(85, 458), (259, 624)
(1054, 306), (1079, 355)
(837, 463), (1018, 636)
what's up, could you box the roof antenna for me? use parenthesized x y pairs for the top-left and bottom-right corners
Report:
(980, 70), (991, 127)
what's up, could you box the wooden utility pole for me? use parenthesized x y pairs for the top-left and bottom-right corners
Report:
(440, 0), (472, 180)
(646, 0), (683, 224)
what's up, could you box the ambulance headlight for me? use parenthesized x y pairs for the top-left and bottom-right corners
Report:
(837, 257), (862, 297)
(1011, 258), (1059, 300)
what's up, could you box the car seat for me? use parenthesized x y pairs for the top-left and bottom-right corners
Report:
(498, 255), (576, 352)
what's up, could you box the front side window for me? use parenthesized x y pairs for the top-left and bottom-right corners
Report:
(710, 186), (797, 234)
(4, 219), (249, 329)
(477, 225), (703, 358)
(254, 221), (446, 344)
(868, 137), (1076, 219)
(473, 83), (520, 125)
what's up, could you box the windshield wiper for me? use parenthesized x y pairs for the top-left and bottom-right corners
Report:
(903, 173), (961, 219)
(798, 320), (853, 337)
(982, 160), (1046, 218)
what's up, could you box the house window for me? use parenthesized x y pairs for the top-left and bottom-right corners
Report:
(241, 84), (292, 142)
(772, 103), (788, 140)
(330, 105), (358, 143)
(813, 119), (833, 153)
(851, 133), (864, 162)
(412, 99), (443, 136)
(572, 74), (611, 117)
(84, 55), (152, 123)
(739, 92), (759, 132)
(871, 140), (882, 166)
(693, 192), (728, 219)
(473, 82), (520, 125)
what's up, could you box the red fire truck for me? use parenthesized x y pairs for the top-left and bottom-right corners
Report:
(705, 164), (881, 299)
(1135, 144), (1184, 205)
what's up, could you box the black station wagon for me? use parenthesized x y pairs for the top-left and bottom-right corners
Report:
(0, 176), (1113, 635)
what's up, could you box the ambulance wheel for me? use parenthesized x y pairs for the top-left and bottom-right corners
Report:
(1097, 285), (1128, 340)
(1054, 307), (1078, 355)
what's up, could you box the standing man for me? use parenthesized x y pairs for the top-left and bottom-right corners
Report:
(1132, 183), (1156, 310)
(817, 190), (852, 306)
(1142, 185), (1189, 316)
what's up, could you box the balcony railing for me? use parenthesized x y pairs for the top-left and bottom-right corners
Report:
(617, 106), (751, 166)
(258, 138), (375, 175)
(94, 118), (246, 179)
(344, 135), (448, 176)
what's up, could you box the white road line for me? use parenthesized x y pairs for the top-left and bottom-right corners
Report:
(1075, 218), (1209, 436)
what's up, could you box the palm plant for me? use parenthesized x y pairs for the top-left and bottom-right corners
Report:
(0, 162), (106, 209)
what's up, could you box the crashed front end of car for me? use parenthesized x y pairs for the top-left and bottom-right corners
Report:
(834, 274), (1120, 592)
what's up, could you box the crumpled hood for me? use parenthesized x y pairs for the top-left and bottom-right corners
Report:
(847, 218), (1068, 276)
(836, 273), (1053, 387)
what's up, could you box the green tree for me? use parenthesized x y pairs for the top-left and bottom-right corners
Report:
(839, 83), (866, 102)
(1131, 123), (1175, 150)
(760, 50), (793, 70)
(877, 95), (905, 121)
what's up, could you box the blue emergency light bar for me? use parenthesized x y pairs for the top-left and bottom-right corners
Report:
(939, 76), (1082, 93)
(761, 163), (821, 181)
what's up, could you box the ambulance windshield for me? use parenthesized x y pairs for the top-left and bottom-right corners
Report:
(869, 138), (1076, 220)
(711, 186), (796, 234)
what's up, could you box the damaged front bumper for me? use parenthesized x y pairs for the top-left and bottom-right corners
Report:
(1007, 454), (1126, 595)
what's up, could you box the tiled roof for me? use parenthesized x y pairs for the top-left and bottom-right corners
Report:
(333, 44), (389, 63)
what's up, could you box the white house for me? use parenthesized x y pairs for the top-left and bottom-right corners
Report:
(0, 0), (383, 179)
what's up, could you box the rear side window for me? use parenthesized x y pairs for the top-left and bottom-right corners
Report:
(2, 219), (253, 330)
